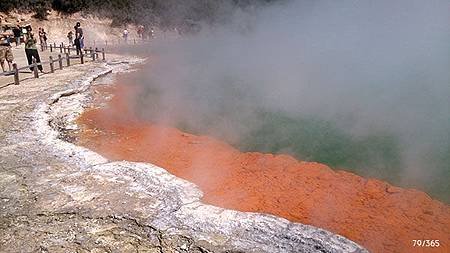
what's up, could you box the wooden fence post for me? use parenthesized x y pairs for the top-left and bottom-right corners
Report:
(13, 63), (19, 85)
(90, 47), (95, 61)
(60, 43), (63, 53)
(32, 59), (39, 78)
(49, 56), (54, 73)
(95, 47), (98, 61)
(66, 53), (70, 66)
(68, 46), (71, 55)
(101, 48), (105, 61)
(58, 54), (63, 70)
(50, 44), (53, 52)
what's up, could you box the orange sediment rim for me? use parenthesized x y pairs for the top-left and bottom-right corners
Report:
(77, 82), (450, 253)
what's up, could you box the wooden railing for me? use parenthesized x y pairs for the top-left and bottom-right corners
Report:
(47, 37), (152, 52)
(0, 44), (106, 85)
(91, 37), (152, 48)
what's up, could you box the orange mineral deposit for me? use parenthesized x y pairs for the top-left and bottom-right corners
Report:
(77, 82), (450, 253)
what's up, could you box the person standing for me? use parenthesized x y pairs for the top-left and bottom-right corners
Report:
(12, 24), (21, 47)
(74, 22), (83, 55)
(41, 28), (48, 50)
(24, 26), (43, 72)
(123, 28), (129, 43)
(0, 31), (14, 72)
(150, 27), (155, 39)
(38, 28), (44, 51)
(137, 25), (144, 39)
(67, 31), (73, 46)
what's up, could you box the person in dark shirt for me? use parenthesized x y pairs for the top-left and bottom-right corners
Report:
(41, 28), (48, 50)
(74, 22), (84, 55)
(12, 25), (21, 46)
(24, 26), (43, 72)
(38, 28), (44, 46)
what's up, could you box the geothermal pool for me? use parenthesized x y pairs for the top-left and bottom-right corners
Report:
(76, 70), (450, 253)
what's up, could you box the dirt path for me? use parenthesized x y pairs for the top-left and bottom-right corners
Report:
(0, 45), (70, 88)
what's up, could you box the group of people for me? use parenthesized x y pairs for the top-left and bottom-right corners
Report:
(2, 18), (162, 74)
(135, 25), (154, 41)
(0, 16), (53, 73)
(0, 19), (46, 73)
(0, 19), (87, 74)
(38, 27), (48, 50)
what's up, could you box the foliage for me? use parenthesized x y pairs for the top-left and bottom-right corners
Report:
(1, 0), (51, 19)
(1, 0), (276, 25)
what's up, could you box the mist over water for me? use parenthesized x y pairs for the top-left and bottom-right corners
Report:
(128, 0), (450, 201)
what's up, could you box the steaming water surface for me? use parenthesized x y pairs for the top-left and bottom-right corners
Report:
(115, 0), (450, 202)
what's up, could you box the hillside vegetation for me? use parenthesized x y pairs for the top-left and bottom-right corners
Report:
(1, 0), (275, 26)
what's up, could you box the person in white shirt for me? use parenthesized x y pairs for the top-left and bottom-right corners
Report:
(123, 28), (129, 43)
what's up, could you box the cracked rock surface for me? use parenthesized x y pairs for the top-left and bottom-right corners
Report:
(0, 56), (368, 253)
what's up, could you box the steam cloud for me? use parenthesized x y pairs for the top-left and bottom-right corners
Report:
(127, 0), (450, 201)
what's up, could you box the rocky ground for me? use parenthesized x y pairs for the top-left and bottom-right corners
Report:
(0, 56), (367, 252)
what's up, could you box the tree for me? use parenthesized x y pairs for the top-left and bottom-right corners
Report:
(32, 0), (52, 20)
